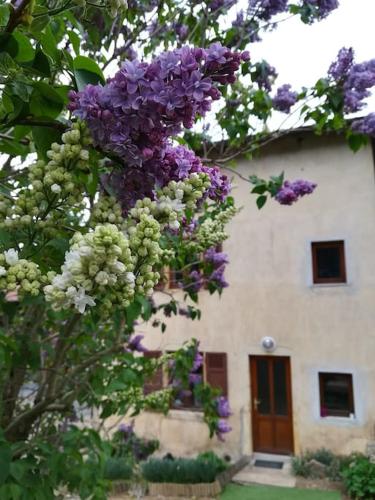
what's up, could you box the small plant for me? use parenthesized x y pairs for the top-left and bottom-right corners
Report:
(306, 448), (335, 466)
(142, 456), (221, 484)
(103, 458), (133, 481)
(291, 455), (312, 478)
(342, 455), (375, 499)
(197, 451), (228, 474)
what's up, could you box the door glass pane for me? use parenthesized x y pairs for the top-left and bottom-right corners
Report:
(256, 359), (271, 414)
(273, 359), (287, 415)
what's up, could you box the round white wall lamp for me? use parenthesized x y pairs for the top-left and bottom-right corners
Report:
(261, 336), (276, 352)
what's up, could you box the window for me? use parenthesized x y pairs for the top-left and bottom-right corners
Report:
(319, 372), (354, 418)
(168, 268), (184, 289)
(143, 351), (163, 395)
(170, 352), (228, 411)
(311, 241), (346, 284)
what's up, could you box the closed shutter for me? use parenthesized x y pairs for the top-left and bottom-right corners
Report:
(143, 351), (163, 394)
(205, 352), (228, 397)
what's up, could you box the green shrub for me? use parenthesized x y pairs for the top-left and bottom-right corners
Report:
(342, 455), (375, 499)
(306, 448), (335, 466)
(104, 458), (133, 481)
(291, 455), (312, 478)
(142, 457), (220, 484)
(197, 451), (228, 474)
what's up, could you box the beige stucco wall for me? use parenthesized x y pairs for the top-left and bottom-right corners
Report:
(112, 133), (375, 459)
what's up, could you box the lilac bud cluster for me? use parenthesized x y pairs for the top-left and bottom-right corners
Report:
(272, 84), (298, 113)
(275, 179), (317, 205)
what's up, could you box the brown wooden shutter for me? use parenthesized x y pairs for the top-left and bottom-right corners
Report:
(205, 352), (228, 397)
(143, 351), (163, 395)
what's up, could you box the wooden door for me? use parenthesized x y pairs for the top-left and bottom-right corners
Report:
(250, 356), (294, 455)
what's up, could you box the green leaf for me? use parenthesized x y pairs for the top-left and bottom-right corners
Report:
(347, 133), (368, 152)
(0, 138), (29, 156)
(251, 184), (267, 195)
(256, 195), (267, 210)
(73, 56), (105, 91)
(0, 4), (10, 27)
(125, 301), (142, 330)
(30, 14), (50, 35)
(41, 26), (59, 62)
(0, 443), (11, 484)
(32, 49), (51, 77)
(12, 32), (34, 63)
(30, 82), (64, 119)
(32, 126), (62, 160)
(68, 30), (81, 56)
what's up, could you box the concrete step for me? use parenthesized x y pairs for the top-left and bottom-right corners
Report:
(232, 453), (296, 488)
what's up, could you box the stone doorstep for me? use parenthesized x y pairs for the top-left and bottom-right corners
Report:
(232, 453), (296, 489)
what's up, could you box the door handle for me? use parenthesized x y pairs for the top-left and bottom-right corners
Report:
(254, 398), (261, 410)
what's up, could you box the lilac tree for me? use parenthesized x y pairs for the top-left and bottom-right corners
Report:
(0, 0), (374, 497)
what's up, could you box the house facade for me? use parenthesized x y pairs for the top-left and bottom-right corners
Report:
(115, 131), (375, 459)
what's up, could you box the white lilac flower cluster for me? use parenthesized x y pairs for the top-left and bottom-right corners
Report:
(44, 224), (136, 314)
(0, 123), (90, 234)
(90, 195), (124, 227)
(0, 249), (43, 297)
(127, 213), (162, 295)
(190, 205), (237, 252)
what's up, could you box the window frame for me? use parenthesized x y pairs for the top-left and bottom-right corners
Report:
(319, 372), (355, 418)
(311, 240), (346, 284)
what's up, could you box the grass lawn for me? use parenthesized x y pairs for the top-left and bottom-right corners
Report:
(221, 484), (342, 500)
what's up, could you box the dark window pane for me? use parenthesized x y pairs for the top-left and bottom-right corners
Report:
(320, 373), (354, 417)
(316, 247), (341, 278)
(273, 359), (287, 416)
(256, 359), (271, 414)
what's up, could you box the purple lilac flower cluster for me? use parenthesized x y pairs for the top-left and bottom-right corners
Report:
(204, 247), (229, 289)
(216, 419), (232, 441)
(126, 334), (148, 352)
(252, 61), (278, 91)
(352, 113), (375, 137)
(303, 0), (339, 19)
(216, 396), (232, 418)
(328, 47), (353, 81)
(69, 44), (245, 212)
(275, 179), (317, 205)
(69, 44), (247, 168)
(209, 0), (236, 11)
(248, 0), (288, 21)
(215, 396), (232, 440)
(328, 48), (375, 112)
(272, 84), (298, 113)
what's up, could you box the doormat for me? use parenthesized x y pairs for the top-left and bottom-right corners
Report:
(254, 459), (283, 469)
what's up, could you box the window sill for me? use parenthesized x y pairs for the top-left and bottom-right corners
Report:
(311, 282), (349, 288)
(319, 415), (358, 426)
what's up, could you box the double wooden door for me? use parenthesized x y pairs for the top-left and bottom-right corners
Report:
(250, 356), (294, 455)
